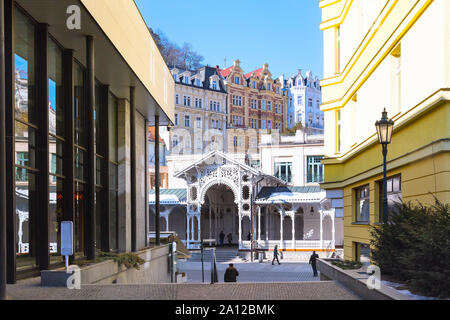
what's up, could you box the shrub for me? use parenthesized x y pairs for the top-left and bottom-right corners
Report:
(370, 198), (450, 298)
(331, 260), (362, 270)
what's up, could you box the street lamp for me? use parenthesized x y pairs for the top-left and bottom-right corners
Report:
(375, 109), (394, 223)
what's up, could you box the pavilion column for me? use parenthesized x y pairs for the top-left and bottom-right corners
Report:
(257, 206), (261, 241)
(165, 215), (169, 232)
(291, 213), (295, 249)
(265, 209), (269, 241)
(186, 214), (190, 247)
(197, 214), (201, 242)
(331, 211), (335, 249)
(320, 210), (323, 249)
(238, 212), (242, 248)
(208, 206), (211, 240)
(130, 86), (136, 252)
(214, 207), (218, 241)
(279, 209), (283, 250)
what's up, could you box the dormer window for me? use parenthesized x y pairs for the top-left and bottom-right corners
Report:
(267, 83), (271, 91)
(252, 81), (256, 89)
(212, 80), (218, 90)
(184, 76), (190, 84)
(235, 76), (240, 85)
(195, 79), (201, 86)
(276, 87), (280, 94)
(173, 74), (178, 81)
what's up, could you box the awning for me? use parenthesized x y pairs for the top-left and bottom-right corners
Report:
(255, 186), (325, 204)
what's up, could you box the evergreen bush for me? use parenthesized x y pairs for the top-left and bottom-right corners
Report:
(370, 198), (450, 298)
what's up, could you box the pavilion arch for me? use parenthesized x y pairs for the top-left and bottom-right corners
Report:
(200, 179), (239, 205)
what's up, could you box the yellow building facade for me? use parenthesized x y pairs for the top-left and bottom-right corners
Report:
(319, 0), (450, 261)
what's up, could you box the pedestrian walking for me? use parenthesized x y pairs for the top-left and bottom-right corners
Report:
(227, 233), (232, 247)
(309, 251), (319, 277)
(272, 245), (281, 265)
(219, 231), (225, 246)
(224, 263), (239, 282)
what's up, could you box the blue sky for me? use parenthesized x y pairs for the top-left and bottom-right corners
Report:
(135, 0), (323, 79)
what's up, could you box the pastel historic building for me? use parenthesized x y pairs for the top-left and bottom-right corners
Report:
(279, 70), (323, 129)
(169, 65), (228, 156)
(219, 60), (287, 168)
(319, 0), (450, 261)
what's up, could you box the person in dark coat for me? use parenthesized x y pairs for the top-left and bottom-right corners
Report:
(227, 233), (232, 247)
(224, 263), (239, 282)
(219, 231), (225, 246)
(272, 245), (281, 265)
(309, 251), (319, 277)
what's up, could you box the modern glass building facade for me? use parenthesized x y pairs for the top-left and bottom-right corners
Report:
(0, 0), (174, 284)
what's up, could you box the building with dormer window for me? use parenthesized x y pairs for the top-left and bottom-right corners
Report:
(279, 69), (323, 130)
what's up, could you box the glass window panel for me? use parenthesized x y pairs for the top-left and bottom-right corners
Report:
(95, 187), (102, 250)
(356, 185), (370, 222)
(74, 63), (87, 147)
(15, 170), (37, 270)
(49, 137), (63, 176)
(74, 182), (85, 255)
(75, 147), (86, 181)
(15, 121), (36, 169)
(48, 38), (64, 137)
(14, 9), (35, 124)
(49, 176), (63, 256)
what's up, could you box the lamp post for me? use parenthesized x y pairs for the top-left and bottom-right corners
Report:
(375, 109), (394, 223)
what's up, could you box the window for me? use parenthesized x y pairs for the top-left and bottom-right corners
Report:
(235, 76), (240, 85)
(267, 83), (271, 91)
(268, 120), (272, 129)
(251, 119), (258, 129)
(378, 175), (402, 222)
(261, 119), (266, 129)
(174, 113), (179, 126)
(308, 98), (313, 107)
(307, 156), (324, 183)
(172, 135), (179, 147)
(276, 87), (280, 94)
(212, 80), (217, 90)
(195, 79), (201, 86)
(217, 102), (220, 112)
(261, 100), (266, 110)
(216, 120), (220, 129)
(252, 81), (256, 89)
(175, 94), (179, 105)
(173, 74), (177, 81)
(184, 115), (190, 127)
(336, 26), (341, 73)
(195, 98), (202, 109)
(316, 99), (320, 109)
(336, 110), (342, 153)
(274, 162), (292, 184)
(355, 185), (370, 222)
(184, 76), (190, 84)
(267, 101), (272, 111)
(196, 117), (202, 128)
(233, 136), (238, 147)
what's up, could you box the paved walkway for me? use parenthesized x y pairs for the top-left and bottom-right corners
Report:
(7, 278), (360, 300)
(178, 261), (321, 283)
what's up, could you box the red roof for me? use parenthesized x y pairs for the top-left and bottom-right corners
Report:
(148, 126), (164, 143)
(245, 67), (263, 79)
(219, 66), (233, 78)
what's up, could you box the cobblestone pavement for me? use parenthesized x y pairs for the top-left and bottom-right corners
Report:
(178, 261), (321, 283)
(7, 278), (360, 300)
